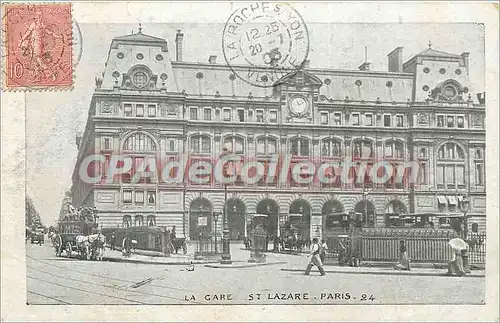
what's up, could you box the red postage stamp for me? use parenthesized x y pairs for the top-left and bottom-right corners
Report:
(3, 3), (73, 90)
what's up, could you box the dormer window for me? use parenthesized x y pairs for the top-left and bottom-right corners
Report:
(132, 71), (148, 88)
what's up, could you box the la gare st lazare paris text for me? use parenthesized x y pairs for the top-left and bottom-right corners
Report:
(183, 292), (376, 302)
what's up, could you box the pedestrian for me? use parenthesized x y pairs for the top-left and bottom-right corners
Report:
(447, 248), (466, 276)
(110, 232), (115, 250)
(320, 239), (328, 263)
(394, 240), (411, 271)
(305, 238), (326, 276)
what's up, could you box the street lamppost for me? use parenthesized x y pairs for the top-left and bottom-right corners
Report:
(460, 196), (471, 239)
(213, 211), (219, 253)
(220, 148), (232, 264)
(363, 187), (369, 226)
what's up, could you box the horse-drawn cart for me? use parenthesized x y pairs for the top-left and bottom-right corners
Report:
(52, 219), (98, 260)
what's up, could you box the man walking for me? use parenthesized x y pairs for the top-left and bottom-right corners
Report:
(320, 239), (328, 263)
(305, 238), (326, 276)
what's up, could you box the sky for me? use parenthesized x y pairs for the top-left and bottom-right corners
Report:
(24, 2), (486, 226)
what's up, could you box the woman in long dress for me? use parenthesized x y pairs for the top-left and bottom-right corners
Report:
(448, 249), (466, 276)
(395, 240), (411, 270)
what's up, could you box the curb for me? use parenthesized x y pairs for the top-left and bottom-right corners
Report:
(205, 261), (287, 269)
(280, 268), (485, 278)
(103, 256), (217, 266)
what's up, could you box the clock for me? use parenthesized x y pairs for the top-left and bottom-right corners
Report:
(289, 97), (308, 116)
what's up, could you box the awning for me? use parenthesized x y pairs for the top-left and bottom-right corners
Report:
(437, 196), (447, 204)
(288, 213), (303, 217)
(253, 213), (268, 218)
(447, 196), (457, 205)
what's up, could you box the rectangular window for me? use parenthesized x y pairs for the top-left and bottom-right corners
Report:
(123, 190), (132, 203)
(419, 163), (427, 185)
(167, 139), (175, 152)
(321, 112), (328, 124)
(201, 137), (211, 153)
(147, 191), (156, 204)
(136, 104), (144, 117)
(124, 104), (132, 116)
(333, 113), (342, 125)
(365, 114), (373, 126)
(223, 109), (231, 121)
(103, 138), (110, 150)
(457, 116), (464, 128)
(476, 163), (483, 185)
(191, 137), (199, 153)
(437, 115), (445, 127)
(447, 116), (454, 128)
(256, 110), (264, 123)
(190, 107), (198, 120)
(396, 115), (403, 127)
(135, 190), (144, 204)
(446, 165), (455, 185)
(237, 109), (245, 122)
(436, 165), (445, 185)
(352, 113), (360, 126)
(269, 110), (278, 123)
(456, 165), (465, 186)
(384, 115), (391, 127)
(148, 104), (156, 117)
(204, 108), (212, 121)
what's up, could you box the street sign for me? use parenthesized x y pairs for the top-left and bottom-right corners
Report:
(198, 216), (207, 226)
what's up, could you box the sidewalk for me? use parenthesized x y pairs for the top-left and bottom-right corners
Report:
(103, 248), (217, 265)
(281, 266), (485, 278)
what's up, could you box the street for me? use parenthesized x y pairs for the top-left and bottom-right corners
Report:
(26, 239), (485, 305)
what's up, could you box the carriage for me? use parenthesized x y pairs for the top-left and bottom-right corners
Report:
(52, 219), (99, 260)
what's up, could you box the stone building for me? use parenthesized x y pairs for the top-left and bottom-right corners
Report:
(70, 28), (486, 240)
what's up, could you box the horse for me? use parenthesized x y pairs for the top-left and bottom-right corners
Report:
(88, 233), (106, 261)
(75, 235), (91, 260)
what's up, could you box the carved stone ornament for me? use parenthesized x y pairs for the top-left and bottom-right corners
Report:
(166, 104), (178, 115)
(101, 101), (116, 114)
(472, 114), (484, 127)
(417, 113), (429, 125)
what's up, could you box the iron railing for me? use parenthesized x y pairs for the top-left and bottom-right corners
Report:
(324, 231), (485, 265)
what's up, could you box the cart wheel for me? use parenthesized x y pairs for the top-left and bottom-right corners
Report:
(66, 242), (72, 258)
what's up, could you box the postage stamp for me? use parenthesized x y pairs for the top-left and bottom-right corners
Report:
(2, 3), (73, 90)
(0, 1), (498, 322)
(222, 2), (309, 87)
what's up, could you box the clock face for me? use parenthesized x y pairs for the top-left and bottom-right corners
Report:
(290, 97), (308, 115)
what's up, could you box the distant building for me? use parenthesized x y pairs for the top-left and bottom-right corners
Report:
(71, 28), (485, 239)
(26, 196), (41, 228)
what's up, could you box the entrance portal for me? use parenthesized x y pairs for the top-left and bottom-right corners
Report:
(255, 199), (279, 237)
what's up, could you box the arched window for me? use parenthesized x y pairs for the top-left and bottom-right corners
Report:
(436, 142), (466, 189)
(352, 139), (373, 158)
(135, 215), (144, 226)
(190, 135), (211, 154)
(223, 136), (244, 154)
(123, 215), (132, 228)
(256, 137), (277, 155)
(147, 215), (156, 226)
(290, 138), (310, 156)
(123, 133), (157, 151)
(132, 71), (148, 87)
(321, 138), (342, 157)
(384, 141), (404, 158)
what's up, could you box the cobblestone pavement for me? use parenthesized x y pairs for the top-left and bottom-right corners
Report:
(26, 240), (485, 305)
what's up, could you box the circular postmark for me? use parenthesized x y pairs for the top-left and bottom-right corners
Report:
(222, 3), (309, 88)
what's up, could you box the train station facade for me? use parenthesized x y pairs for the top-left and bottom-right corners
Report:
(70, 28), (486, 240)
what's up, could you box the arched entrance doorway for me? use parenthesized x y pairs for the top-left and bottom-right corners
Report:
(226, 198), (246, 240)
(288, 199), (312, 240)
(354, 200), (376, 227)
(322, 200), (345, 235)
(255, 199), (279, 237)
(189, 198), (212, 240)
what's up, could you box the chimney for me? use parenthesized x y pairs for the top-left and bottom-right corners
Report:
(208, 55), (217, 64)
(387, 47), (404, 72)
(358, 62), (371, 71)
(175, 30), (184, 62)
(461, 52), (470, 74)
